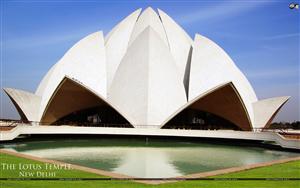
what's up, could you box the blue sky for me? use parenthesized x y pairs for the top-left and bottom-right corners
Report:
(1, 0), (299, 122)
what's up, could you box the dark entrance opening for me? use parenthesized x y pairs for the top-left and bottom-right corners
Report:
(53, 106), (132, 128)
(163, 108), (241, 130)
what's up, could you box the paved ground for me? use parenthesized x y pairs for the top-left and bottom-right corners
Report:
(1, 125), (300, 150)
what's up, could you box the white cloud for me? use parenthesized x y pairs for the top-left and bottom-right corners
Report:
(4, 31), (87, 50)
(246, 66), (299, 79)
(261, 33), (300, 40)
(176, 1), (269, 25)
(3, 26), (109, 50)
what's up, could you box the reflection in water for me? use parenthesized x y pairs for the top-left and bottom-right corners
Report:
(2, 139), (299, 178)
(114, 148), (182, 178)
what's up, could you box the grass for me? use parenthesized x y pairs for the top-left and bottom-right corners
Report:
(0, 152), (299, 188)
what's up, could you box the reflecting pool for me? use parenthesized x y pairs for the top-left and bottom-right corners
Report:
(1, 138), (299, 178)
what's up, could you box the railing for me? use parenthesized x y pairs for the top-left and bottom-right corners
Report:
(0, 119), (133, 128)
(253, 128), (299, 134)
(0, 119), (24, 127)
(0, 119), (299, 133)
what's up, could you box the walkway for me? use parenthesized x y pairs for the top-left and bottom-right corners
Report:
(0, 125), (299, 150)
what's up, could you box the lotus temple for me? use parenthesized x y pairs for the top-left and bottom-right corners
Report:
(1, 8), (298, 149)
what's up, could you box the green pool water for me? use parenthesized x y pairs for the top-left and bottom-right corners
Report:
(1, 138), (299, 178)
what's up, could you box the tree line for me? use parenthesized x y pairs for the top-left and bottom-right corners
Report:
(269, 121), (300, 130)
